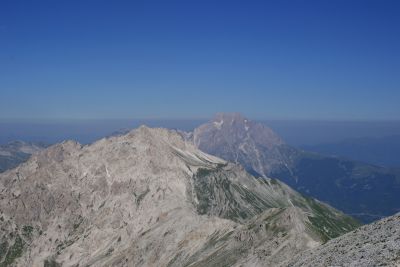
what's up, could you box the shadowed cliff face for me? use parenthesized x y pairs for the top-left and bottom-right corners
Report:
(192, 113), (400, 223)
(0, 126), (358, 267)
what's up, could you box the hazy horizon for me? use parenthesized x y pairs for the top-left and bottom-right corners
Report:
(1, 117), (400, 147)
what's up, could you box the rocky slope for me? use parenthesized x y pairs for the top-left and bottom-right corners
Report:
(192, 113), (400, 223)
(0, 126), (358, 267)
(289, 212), (400, 267)
(0, 141), (47, 173)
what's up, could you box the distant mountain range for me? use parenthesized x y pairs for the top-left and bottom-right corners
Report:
(0, 141), (48, 173)
(192, 113), (400, 223)
(1, 114), (400, 224)
(302, 135), (400, 167)
(0, 127), (359, 266)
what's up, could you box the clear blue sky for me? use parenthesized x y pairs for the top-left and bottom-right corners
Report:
(1, 0), (399, 120)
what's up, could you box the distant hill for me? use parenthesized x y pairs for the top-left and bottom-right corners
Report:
(192, 113), (400, 223)
(0, 141), (48, 173)
(302, 135), (400, 168)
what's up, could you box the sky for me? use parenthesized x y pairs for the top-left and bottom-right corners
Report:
(1, 0), (399, 120)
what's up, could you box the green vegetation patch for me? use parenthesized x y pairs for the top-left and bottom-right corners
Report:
(269, 178), (279, 185)
(193, 168), (216, 215)
(183, 230), (238, 267)
(196, 168), (215, 178)
(264, 222), (286, 234)
(305, 197), (361, 242)
(44, 258), (61, 267)
(0, 241), (9, 262)
(22, 225), (34, 239)
(193, 167), (276, 222)
(0, 234), (25, 267)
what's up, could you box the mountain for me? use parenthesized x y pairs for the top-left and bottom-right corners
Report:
(193, 113), (287, 178)
(0, 141), (48, 173)
(0, 126), (358, 267)
(302, 134), (400, 168)
(193, 113), (400, 223)
(289, 212), (400, 266)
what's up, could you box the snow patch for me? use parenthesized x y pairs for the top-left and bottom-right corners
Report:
(213, 120), (224, 130)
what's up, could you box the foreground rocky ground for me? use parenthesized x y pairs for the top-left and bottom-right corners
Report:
(290, 212), (400, 267)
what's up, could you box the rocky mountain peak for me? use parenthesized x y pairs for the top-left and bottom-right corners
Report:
(193, 113), (286, 177)
(212, 112), (247, 124)
(199, 113), (284, 145)
(193, 114), (400, 224)
(0, 126), (359, 267)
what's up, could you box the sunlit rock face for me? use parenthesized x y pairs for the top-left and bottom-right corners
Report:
(0, 126), (358, 267)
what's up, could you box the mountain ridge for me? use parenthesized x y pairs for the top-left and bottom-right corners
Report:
(192, 113), (400, 223)
(0, 126), (358, 266)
